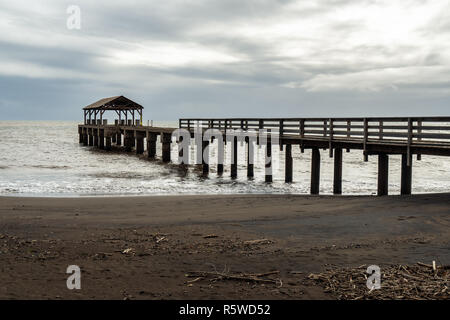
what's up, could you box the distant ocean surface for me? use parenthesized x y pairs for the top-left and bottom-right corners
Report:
(1, 121), (450, 197)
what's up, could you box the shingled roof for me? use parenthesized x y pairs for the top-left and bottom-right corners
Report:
(83, 96), (143, 110)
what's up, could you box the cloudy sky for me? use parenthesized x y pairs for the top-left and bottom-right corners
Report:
(1, 0), (450, 120)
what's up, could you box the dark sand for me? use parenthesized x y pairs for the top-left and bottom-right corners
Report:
(0, 193), (449, 299)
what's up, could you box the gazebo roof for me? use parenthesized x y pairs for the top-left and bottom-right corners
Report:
(83, 96), (143, 111)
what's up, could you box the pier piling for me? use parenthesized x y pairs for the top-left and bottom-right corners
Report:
(401, 153), (412, 195)
(99, 130), (105, 149)
(217, 138), (224, 175)
(88, 131), (93, 146)
(202, 140), (209, 175)
(124, 130), (134, 152)
(82, 128), (88, 146)
(285, 144), (293, 183)
(162, 133), (172, 162)
(311, 148), (321, 194)
(231, 137), (238, 178)
(147, 132), (157, 158)
(265, 136), (272, 183)
(333, 148), (343, 194)
(247, 138), (254, 178)
(116, 132), (122, 146)
(377, 153), (389, 196)
(93, 130), (99, 147)
(136, 132), (144, 154)
(105, 136), (112, 151)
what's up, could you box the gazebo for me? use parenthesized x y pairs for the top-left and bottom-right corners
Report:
(83, 96), (144, 125)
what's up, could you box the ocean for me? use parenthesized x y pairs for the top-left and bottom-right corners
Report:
(1, 121), (449, 197)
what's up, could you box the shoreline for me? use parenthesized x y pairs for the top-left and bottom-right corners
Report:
(2, 191), (450, 199)
(1, 193), (449, 299)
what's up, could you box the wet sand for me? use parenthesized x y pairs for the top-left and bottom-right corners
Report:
(0, 193), (449, 299)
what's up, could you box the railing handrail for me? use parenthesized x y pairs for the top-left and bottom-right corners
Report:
(178, 117), (450, 150)
(179, 116), (450, 122)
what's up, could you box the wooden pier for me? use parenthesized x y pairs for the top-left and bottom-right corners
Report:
(78, 96), (450, 196)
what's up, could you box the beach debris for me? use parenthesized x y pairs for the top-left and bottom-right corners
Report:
(186, 269), (281, 287)
(307, 262), (450, 300)
(93, 252), (113, 260)
(289, 271), (303, 275)
(156, 236), (166, 243)
(203, 234), (218, 239)
(186, 277), (203, 284)
(122, 248), (134, 254)
(243, 239), (273, 245)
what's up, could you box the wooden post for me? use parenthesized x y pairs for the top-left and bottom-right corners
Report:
(116, 132), (122, 146)
(379, 121), (384, 140)
(265, 135), (272, 183)
(217, 137), (224, 175)
(363, 118), (368, 162)
(329, 119), (333, 158)
(285, 144), (293, 183)
(124, 130), (133, 152)
(202, 140), (209, 175)
(93, 130), (99, 147)
(346, 120), (351, 152)
(162, 132), (172, 162)
(98, 130), (105, 149)
(279, 120), (284, 151)
(401, 153), (412, 195)
(178, 136), (184, 164)
(257, 119), (264, 145)
(105, 136), (112, 151)
(311, 148), (320, 195)
(231, 136), (238, 178)
(83, 129), (88, 146)
(417, 120), (422, 160)
(247, 138), (254, 178)
(377, 153), (389, 196)
(333, 148), (342, 194)
(88, 132), (93, 146)
(112, 133), (117, 144)
(147, 132), (157, 158)
(136, 133), (144, 154)
(300, 119), (305, 137)
(407, 118), (412, 166)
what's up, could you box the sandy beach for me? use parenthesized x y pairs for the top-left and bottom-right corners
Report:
(0, 193), (449, 299)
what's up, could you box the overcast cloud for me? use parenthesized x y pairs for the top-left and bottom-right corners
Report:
(1, 0), (450, 120)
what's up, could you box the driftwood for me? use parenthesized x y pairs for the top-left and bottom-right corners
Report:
(308, 262), (450, 300)
(203, 234), (218, 239)
(243, 239), (273, 245)
(186, 270), (281, 287)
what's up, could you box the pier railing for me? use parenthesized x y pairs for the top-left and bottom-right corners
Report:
(179, 117), (450, 146)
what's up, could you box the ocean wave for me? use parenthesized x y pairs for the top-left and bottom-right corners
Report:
(87, 172), (159, 180)
(30, 165), (71, 169)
